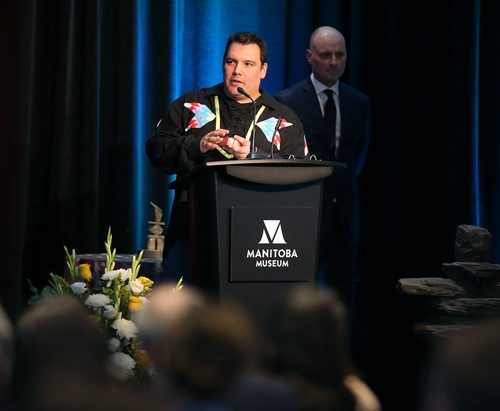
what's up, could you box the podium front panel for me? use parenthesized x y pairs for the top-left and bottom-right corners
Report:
(188, 166), (324, 325)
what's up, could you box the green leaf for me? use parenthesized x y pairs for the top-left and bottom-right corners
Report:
(64, 245), (77, 282)
(130, 250), (144, 281)
(27, 278), (39, 296)
(104, 227), (116, 273)
(173, 276), (184, 293)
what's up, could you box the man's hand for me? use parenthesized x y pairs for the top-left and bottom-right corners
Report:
(223, 135), (250, 159)
(200, 130), (249, 159)
(199, 129), (227, 153)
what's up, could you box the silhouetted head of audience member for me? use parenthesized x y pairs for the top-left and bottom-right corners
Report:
(135, 283), (207, 373)
(13, 295), (112, 410)
(421, 319), (500, 411)
(167, 301), (257, 399)
(267, 285), (356, 410)
(137, 285), (297, 410)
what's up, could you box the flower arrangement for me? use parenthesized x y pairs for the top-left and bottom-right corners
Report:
(28, 228), (183, 380)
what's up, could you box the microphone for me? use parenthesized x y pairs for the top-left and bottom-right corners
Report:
(237, 87), (266, 159)
(270, 116), (282, 159)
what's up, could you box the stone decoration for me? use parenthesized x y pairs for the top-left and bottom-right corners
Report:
(143, 202), (165, 260)
(398, 224), (500, 339)
(454, 224), (491, 262)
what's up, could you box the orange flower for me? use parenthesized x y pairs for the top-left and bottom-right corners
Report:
(128, 296), (142, 312)
(78, 264), (93, 281)
(136, 349), (151, 366)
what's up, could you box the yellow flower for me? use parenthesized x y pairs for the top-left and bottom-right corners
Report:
(137, 276), (153, 289)
(78, 264), (93, 281)
(128, 296), (142, 312)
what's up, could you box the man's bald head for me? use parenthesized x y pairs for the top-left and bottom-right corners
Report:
(307, 26), (347, 87)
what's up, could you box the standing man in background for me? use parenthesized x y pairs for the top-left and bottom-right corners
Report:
(275, 26), (371, 309)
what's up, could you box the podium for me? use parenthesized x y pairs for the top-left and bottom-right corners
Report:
(171, 159), (342, 324)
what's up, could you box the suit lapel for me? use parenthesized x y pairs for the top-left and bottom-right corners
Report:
(301, 79), (331, 157)
(302, 79), (323, 126)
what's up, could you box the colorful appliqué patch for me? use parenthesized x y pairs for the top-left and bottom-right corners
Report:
(184, 102), (216, 131)
(257, 117), (293, 150)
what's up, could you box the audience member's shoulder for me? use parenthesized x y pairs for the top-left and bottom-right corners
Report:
(225, 371), (299, 411)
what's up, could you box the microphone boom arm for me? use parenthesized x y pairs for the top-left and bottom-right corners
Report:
(236, 87), (264, 159)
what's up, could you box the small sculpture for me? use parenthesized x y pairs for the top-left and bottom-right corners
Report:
(143, 202), (165, 260)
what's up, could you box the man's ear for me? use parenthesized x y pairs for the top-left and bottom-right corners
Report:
(260, 62), (268, 79)
(306, 49), (312, 64)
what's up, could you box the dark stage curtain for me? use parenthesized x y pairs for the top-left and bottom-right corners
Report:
(2, 1), (499, 410)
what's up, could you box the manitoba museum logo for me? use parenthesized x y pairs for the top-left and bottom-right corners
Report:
(258, 220), (286, 244)
(247, 220), (298, 267)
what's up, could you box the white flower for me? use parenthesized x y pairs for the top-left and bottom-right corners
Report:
(102, 305), (116, 319)
(101, 269), (121, 281)
(119, 268), (132, 282)
(101, 268), (131, 285)
(101, 269), (124, 287)
(85, 294), (112, 309)
(70, 282), (87, 295)
(129, 280), (144, 295)
(108, 337), (120, 352)
(112, 318), (138, 339)
(109, 351), (136, 379)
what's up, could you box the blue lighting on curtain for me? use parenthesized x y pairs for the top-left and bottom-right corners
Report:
(170, 0), (185, 100)
(472, 0), (481, 226)
(133, 0), (149, 250)
(164, 0), (187, 222)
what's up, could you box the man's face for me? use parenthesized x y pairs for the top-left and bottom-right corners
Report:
(307, 33), (347, 87)
(223, 42), (268, 103)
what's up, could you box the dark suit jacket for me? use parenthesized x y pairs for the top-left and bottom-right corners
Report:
(275, 77), (371, 244)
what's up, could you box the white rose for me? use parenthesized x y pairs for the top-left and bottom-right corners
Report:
(70, 282), (87, 296)
(129, 280), (144, 295)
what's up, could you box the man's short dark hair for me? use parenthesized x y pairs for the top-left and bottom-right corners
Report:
(223, 32), (267, 65)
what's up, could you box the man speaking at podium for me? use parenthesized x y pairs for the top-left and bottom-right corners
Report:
(146, 31), (306, 281)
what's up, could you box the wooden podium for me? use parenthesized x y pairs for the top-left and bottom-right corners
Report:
(171, 159), (343, 324)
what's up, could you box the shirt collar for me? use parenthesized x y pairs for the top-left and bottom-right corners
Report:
(310, 73), (339, 96)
